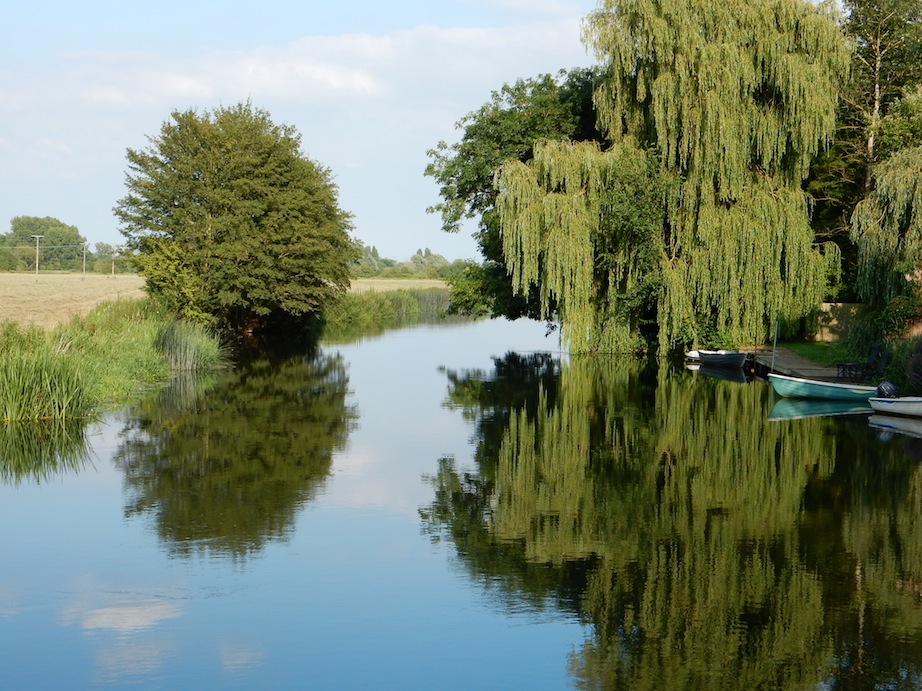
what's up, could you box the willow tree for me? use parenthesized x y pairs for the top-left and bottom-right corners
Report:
(497, 0), (849, 352)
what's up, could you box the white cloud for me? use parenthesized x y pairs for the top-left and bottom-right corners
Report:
(62, 598), (183, 634)
(0, 10), (595, 258)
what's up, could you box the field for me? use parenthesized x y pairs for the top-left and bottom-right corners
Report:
(0, 273), (147, 328)
(0, 273), (446, 328)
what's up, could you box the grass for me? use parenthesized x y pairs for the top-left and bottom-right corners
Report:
(0, 272), (443, 329)
(0, 272), (440, 422)
(0, 272), (145, 328)
(781, 341), (856, 366)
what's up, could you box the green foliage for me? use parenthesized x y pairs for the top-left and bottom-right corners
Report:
(807, 0), (922, 282)
(320, 288), (459, 343)
(1, 216), (86, 271)
(877, 86), (922, 161)
(0, 298), (228, 421)
(493, 0), (847, 353)
(320, 287), (468, 343)
(880, 336), (922, 393)
(497, 139), (672, 353)
(114, 101), (357, 335)
(351, 244), (454, 279)
(154, 320), (228, 372)
(0, 342), (91, 423)
(425, 68), (604, 320)
(852, 146), (922, 305)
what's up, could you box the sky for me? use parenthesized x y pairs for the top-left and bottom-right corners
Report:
(1, 0), (599, 262)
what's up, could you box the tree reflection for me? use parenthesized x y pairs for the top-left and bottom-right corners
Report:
(0, 421), (90, 484)
(424, 355), (922, 688)
(114, 352), (355, 560)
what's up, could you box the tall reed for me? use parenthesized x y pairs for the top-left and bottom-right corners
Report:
(155, 320), (228, 371)
(0, 297), (228, 422)
(0, 345), (92, 422)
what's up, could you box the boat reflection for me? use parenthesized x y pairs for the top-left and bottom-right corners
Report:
(768, 398), (872, 421)
(869, 413), (922, 440)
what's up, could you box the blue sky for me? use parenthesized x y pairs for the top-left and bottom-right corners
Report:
(1, 1), (598, 261)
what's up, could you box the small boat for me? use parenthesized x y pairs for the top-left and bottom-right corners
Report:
(869, 413), (922, 440)
(685, 349), (749, 368)
(768, 398), (872, 421)
(767, 373), (877, 401)
(868, 396), (922, 417)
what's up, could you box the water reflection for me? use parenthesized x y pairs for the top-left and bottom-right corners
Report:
(425, 355), (922, 688)
(0, 421), (90, 484)
(114, 351), (356, 560)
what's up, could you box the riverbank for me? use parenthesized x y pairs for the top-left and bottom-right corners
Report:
(0, 273), (446, 328)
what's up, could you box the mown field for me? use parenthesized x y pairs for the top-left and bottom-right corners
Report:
(0, 273), (446, 328)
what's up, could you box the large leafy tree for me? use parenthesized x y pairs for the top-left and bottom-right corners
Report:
(843, 0), (922, 190)
(115, 102), (357, 334)
(425, 69), (602, 319)
(852, 87), (922, 306)
(3, 216), (86, 270)
(807, 0), (922, 275)
(497, 0), (848, 352)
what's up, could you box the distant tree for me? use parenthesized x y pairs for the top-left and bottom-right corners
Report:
(3, 216), (85, 271)
(114, 101), (357, 334)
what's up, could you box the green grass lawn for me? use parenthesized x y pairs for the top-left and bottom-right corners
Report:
(781, 341), (855, 366)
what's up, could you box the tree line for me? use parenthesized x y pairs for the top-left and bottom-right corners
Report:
(426, 0), (922, 354)
(0, 216), (128, 273)
(5, 0), (919, 350)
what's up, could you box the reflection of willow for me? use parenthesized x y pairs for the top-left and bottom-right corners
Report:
(430, 355), (918, 687)
(568, 366), (838, 688)
(114, 352), (355, 560)
(814, 429), (922, 687)
(0, 421), (90, 484)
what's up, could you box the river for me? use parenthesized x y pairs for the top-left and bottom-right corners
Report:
(2, 318), (922, 689)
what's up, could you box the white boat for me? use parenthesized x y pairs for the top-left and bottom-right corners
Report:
(868, 396), (922, 417)
(767, 373), (877, 401)
(685, 349), (749, 368)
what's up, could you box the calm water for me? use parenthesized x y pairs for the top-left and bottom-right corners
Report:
(3, 319), (922, 689)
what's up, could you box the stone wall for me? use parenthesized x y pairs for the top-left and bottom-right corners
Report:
(813, 303), (861, 342)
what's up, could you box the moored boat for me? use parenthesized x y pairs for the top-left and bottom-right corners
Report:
(767, 372), (877, 401)
(868, 396), (922, 417)
(685, 349), (749, 368)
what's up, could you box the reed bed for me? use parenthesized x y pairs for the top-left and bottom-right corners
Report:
(0, 347), (92, 423)
(1, 298), (227, 423)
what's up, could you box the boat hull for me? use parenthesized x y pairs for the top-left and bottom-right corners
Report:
(869, 396), (922, 417)
(686, 350), (748, 368)
(767, 373), (876, 401)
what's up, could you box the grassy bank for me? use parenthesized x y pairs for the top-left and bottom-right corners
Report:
(0, 299), (226, 423)
(321, 287), (465, 343)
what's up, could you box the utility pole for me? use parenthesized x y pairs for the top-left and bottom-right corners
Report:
(30, 235), (44, 282)
(82, 242), (87, 278)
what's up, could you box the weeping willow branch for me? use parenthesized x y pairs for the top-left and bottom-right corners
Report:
(497, 140), (670, 352)
(497, 0), (848, 352)
(852, 146), (922, 306)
